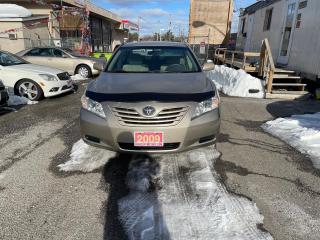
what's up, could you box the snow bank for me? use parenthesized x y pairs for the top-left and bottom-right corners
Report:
(58, 139), (116, 172)
(8, 95), (38, 106)
(71, 74), (87, 81)
(0, 4), (32, 18)
(262, 112), (320, 169)
(207, 65), (265, 98)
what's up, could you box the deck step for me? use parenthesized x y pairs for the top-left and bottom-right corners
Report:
(272, 83), (306, 87)
(266, 91), (310, 99)
(271, 90), (309, 95)
(274, 68), (296, 74)
(273, 75), (301, 79)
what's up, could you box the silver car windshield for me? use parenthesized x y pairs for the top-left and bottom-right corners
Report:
(106, 47), (201, 73)
(0, 51), (28, 66)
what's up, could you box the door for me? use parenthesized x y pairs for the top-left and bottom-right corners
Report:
(23, 48), (54, 67)
(52, 48), (74, 73)
(277, 0), (297, 65)
(244, 15), (254, 51)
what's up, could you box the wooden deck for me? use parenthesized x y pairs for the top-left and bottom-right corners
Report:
(213, 39), (307, 97)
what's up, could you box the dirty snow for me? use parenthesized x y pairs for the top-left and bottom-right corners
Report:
(58, 139), (116, 172)
(60, 139), (272, 239)
(262, 112), (320, 169)
(207, 65), (265, 98)
(71, 74), (88, 81)
(8, 95), (38, 106)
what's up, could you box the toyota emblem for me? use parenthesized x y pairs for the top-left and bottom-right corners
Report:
(143, 106), (156, 116)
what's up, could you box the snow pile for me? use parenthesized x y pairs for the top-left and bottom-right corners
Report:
(71, 74), (87, 81)
(262, 112), (320, 169)
(117, 148), (272, 240)
(0, 4), (32, 18)
(8, 95), (38, 106)
(207, 65), (265, 98)
(58, 139), (116, 172)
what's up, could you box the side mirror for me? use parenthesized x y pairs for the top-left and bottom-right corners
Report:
(202, 60), (215, 71)
(93, 62), (104, 71)
(62, 54), (69, 58)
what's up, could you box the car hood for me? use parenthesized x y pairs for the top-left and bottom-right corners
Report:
(86, 72), (215, 102)
(7, 64), (63, 75)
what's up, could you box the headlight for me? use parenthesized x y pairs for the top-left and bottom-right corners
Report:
(81, 95), (106, 118)
(39, 74), (57, 81)
(192, 95), (220, 118)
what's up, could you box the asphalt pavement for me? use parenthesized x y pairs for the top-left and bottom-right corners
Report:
(0, 82), (320, 240)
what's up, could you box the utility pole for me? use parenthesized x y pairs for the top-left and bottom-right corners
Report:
(137, 16), (141, 42)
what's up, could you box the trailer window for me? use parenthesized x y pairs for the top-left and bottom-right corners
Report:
(263, 8), (273, 31)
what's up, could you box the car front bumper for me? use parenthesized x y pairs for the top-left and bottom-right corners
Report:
(43, 80), (74, 97)
(80, 104), (220, 153)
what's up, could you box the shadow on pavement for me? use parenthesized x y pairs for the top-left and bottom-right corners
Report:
(102, 153), (171, 240)
(266, 100), (320, 118)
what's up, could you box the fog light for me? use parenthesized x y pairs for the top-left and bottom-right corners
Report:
(49, 87), (59, 92)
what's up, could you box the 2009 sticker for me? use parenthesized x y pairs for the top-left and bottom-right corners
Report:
(134, 132), (164, 147)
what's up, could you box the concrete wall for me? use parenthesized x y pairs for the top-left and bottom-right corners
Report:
(111, 28), (126, 51)
(0, 21), (25, 53)
(0, 18), (50, 53)
(237, 0), (320, 79)
(189, 0), (233, 45)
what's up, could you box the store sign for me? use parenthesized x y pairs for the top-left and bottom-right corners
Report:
(200, 41), (206, 54)
(122, 20), (139, 31)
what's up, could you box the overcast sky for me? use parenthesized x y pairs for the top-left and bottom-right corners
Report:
(92, 0), (256, 36)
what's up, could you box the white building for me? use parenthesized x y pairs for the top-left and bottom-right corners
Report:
(237, 0), (320, 81)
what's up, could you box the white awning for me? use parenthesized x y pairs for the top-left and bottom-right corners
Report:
(0, 4), (32, 18)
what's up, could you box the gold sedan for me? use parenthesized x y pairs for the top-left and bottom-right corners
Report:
(17, 47), (105, 79)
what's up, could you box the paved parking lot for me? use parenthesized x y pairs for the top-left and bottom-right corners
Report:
(0, 82), (320, 240)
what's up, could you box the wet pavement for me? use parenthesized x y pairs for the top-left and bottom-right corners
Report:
(0, 82), (320, 240)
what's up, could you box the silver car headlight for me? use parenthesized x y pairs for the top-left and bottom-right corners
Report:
(192, 95), (220, 118)
(39, 74), (57, 81)
(81, 95), (106, 118)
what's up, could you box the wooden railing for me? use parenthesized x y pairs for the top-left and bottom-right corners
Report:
(214, 48), (260, 72)
(258, 38), (275, 93)
(214, 38), (276, 93)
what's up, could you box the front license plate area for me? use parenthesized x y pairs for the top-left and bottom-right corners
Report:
(134, 132), (164, 147)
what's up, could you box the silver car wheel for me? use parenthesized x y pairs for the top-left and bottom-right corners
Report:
(19, 82), (38, 101)
(78, 66), (90, 78)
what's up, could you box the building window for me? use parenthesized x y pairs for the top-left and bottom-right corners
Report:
(241, 18), (246, 37)
(263, 8), (273, 31)
(299, 1), (308, 9)
(296, 13), (302, 28)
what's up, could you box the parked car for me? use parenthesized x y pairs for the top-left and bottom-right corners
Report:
(0, 50), (73, 101)
(17, 47), (105, 78)
(0, 79), (9, 107)
(80, 41), (220, 153)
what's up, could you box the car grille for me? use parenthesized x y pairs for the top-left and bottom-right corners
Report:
(61, 85), (72, 90)
(112, 106), (188, 126)
(118, 142), (180, 151)
(57, 72), (70, 81)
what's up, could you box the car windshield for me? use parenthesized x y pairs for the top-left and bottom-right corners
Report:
(106, 46), (201, 73)
(0, 51), (28, 66)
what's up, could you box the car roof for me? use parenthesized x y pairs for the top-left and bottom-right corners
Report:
(122, 41), (188, 48)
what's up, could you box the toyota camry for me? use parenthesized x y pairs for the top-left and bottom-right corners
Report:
(80, 42), (220, 153)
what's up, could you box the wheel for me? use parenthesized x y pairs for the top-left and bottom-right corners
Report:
(76, 65), (92, 78)
(15, 79), (43, 101)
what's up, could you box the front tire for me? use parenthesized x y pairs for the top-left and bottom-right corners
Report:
(15, 79), (43, 101)
(76, 65), (92, 78)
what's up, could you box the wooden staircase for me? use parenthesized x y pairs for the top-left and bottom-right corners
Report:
(214, 39), (309, 99)
(259, 39), (308, 99)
